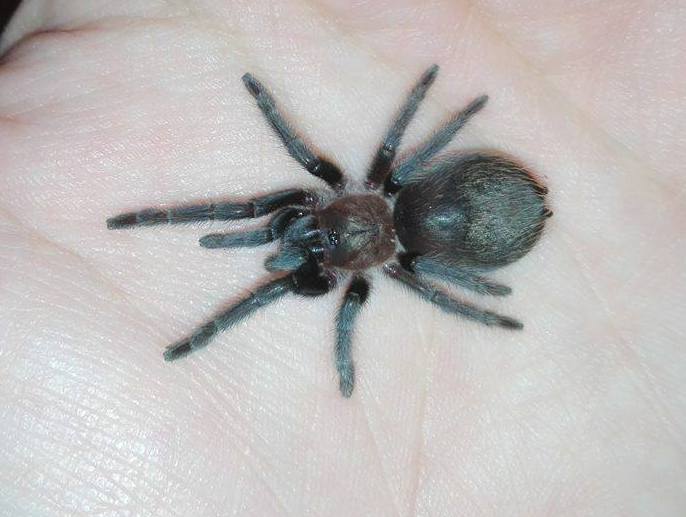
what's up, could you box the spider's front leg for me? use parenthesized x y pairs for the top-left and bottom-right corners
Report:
(107, 189), (314, 229)
(335, 275), (370, 398)
(198, 206), (313, 249)
(242, 73), (346, 191)
(164, 257), (337, 361)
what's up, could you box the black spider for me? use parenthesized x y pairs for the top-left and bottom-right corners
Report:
(107, 64), (552, 397)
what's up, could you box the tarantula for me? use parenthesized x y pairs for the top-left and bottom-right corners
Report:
(107, 64), (551, 397)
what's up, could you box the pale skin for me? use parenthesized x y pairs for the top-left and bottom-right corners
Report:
(1, 0), (685, 515)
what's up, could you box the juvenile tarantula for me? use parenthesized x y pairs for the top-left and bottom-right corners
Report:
(107, 64), (551, 397)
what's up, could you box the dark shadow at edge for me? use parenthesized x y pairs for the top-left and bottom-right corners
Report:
(0, 0), (23, 39)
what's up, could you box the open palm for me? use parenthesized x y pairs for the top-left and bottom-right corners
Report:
(1, 1), (684, 515)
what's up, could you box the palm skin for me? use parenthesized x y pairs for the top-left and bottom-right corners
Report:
(0, 1), (684, 515)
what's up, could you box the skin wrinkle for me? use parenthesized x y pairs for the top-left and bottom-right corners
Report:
(620, 204), (686, 290)
(0, 207), (159, 335)
(0, 234), (195, 510)
(0, 18), (238, 121)
(556, 227), (686, 454)
(6, 406), (144, 512)
(19, 372), (184, 498)
(236, 451), (292, 517)
(0, 241), (170, 375)
(459, 4), (672, 185)
(406, 339), (433, 517)
(358, 397), (403, 516)
(188, 366), (264, 449)
(396, 293), (439, 517)
(472, 1), (686, 181)
(231, 411), (301, 514)
(186, 360), (310, 515)
(28, 366), (142, 445)
(357, 283), (433, 515)
(424, 343), (593, 509)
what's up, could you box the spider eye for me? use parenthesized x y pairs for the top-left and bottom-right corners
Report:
(327, 229), (340, 247)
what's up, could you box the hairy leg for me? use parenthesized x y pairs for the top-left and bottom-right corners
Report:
(243, 73), (345, 191)
(400, 253), (512, 296)
(365, 64), (438, 190)
(164, 275), (294, 360)
(385, 95), (488, 193)
(199, 206), (311, 249)
(383, 263), (522, 329)
(165, 259), (336, 360)
(107, 189), (313, 229)
(334, 275), (370, 397)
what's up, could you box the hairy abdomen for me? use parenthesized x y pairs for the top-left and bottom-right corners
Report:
(393, 153), (550, 269)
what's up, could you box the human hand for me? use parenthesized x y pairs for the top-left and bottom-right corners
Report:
(1, 1), (684, 515)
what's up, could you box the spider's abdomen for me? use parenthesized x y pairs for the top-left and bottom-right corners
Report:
(393, 153), (550, 269)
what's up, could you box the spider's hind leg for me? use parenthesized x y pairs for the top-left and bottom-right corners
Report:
(383, 263), (522, 329)
(366, 64), (439, 190)
(385, 95), (488, 194)
(399, 253), (511, 296)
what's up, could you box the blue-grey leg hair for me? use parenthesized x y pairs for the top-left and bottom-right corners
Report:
(386, 95), (489, 194)
(107, 189), (313, 230)
(404, 255), (512, 296)
(163, 275), (293, 361)
(278, 214), (320, 247)
(199, 206), (312, 249)
(265, 247), (308, 272)
(265, 215), (321, 272)
(199, 227), (273, 249)
(383, 263), (522, 329)
(335, 275), (370, 397)
(366, 64), (439, 190)
(242, 73), (345, 190)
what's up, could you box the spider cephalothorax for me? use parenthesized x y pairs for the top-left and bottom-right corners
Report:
(107, 64), (551, 397)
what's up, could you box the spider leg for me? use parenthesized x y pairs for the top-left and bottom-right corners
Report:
(242, 73), (346, 191)
(265, 215), (324, 272)
(366, 64), (439, 190)
(164, 259), (336, 361)
(385, 95), (488, 194)
(399, 253), (511, 296)
(164, 276), (292, 361)
(107, 189), (313, 230)
(383, 263), (522, 329)
(199, 228), (273, 249)
(335, 275), (370, 397)
(199, 206), (311, 249)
